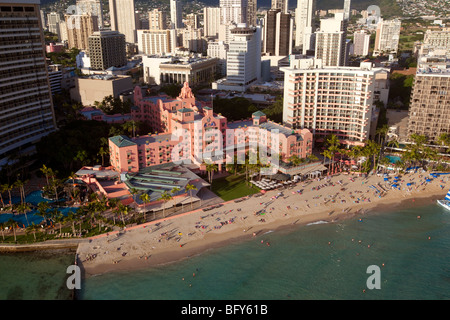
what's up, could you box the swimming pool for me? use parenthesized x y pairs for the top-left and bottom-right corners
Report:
(386, 155), (401, 164)
(0, 191), (76, 227)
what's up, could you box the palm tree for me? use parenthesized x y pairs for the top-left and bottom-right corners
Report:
(323, 134), (341, 174)
(129, 187), (139, 203)
(205, 162), (218, 188)
(322, 149), (333, 173)
(363, 140), (381, 174)
(98, 146), (109, 167)
(376, 124), (390, 145)
(26, 222), (39, 241)
(377, 156), (391, 174)
(107, 198), (119, 225)
(52, 209), (64, 235)
(171, 187), (181, 211)
(6, 184), (13, 207)
(437, 133), (450, 153)
(16, 203), (31, 227)
(7, 219), (18, 242)
(185, 183), (197, 210)
(0, 222), (5, 241)
(158, 191), (172, 218)
(139, 193), (150, 221)
(13, 180), (25, 205)
(36, 201), (50, 222)
(386, 139), (400, 150)
(64, 212), (78, 236)
(288, 154), (304, 167)
(40, 164), (53, 187)
(0, 184), (7, 208)
(116, 203), (131, 226)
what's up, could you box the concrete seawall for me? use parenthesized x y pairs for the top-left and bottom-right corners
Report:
(0, 239), (88, 253)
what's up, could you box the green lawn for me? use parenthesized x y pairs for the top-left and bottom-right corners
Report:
(211, 174), (261, 201)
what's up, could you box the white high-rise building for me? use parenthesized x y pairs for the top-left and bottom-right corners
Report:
(353, 30), (370, 56)
(47, 12), (62, 38)
(207, 41), (228, 76)
(109, 0), (137, 43)
(374, 18), (401, 55)
(314, 13), (347, 67)
(281, 57), (389, 146)
(295, 0), (315, 52)
(203, 7), (221, 38)
(343, 0), (351, 21)
(170, 0), (183, 29)
(148, 9), (167, 30)
(213, 23), (261, 92)
(220, 0), (248, 25)
(137, 29), (176, 55)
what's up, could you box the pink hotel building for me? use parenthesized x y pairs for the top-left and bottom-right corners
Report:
(109, 82), (313, 173)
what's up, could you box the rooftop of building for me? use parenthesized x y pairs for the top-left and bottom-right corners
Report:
(123, 163), (206, 204)
(110, 135), (136, 148)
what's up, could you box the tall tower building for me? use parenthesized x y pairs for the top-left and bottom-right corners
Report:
(203, 7), (221, 38)
(109, 0), (137, 43)
(314, 13), (347, 66)
(343, 0), (351, 21)
(226, 24), (261, 88)
(148, 9), (167, 30)
(247, 0), (257, 26)
(66, 13), (99, 50)
(170, 0), (183, 29)
(76, 0), (103, 28)
(47, 12), (62, 38)
(373, 18), (401, 56)
(137, 29), (176, 55)
(0, 0), (57, 166)
(353, 30), (370, 56)
(88, 31), (127, 70)
(263, 9), (293, 56)
(294, 0), (315, 52)
(220, 0), (247, 25)
(281, 58), (389, 146)
(407, 52), (450, 142)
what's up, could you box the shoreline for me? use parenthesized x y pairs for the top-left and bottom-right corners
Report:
(78, 171), (447, 278)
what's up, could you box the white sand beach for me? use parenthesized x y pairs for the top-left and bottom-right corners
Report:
(77, 170), (448, 277)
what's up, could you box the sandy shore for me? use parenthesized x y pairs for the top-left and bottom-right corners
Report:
(78, 171), (448, 277)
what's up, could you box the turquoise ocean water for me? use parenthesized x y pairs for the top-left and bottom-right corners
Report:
(1, 202), (450, 300)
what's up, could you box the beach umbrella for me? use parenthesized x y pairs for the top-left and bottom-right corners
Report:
(384, 178), (389, 181)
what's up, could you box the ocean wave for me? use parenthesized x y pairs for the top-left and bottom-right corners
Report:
(306, 221), (329, 226)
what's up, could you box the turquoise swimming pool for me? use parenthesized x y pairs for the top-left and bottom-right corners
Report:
(386, 155), (401, 164)
(0, 191), (76, 227)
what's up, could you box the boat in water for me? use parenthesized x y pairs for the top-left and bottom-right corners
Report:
(437, 189), (450, 211)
